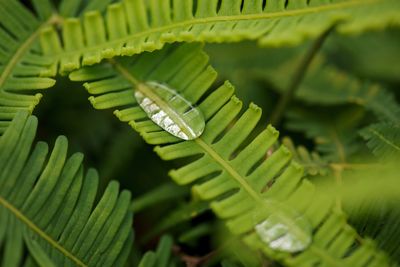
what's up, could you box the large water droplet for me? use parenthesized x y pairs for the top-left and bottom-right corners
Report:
(255, 213), (312, 253)
(134, 81), (205, 140)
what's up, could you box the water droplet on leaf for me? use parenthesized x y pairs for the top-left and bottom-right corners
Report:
(134, 81), (205, 140)
(255, 213), (311, 253)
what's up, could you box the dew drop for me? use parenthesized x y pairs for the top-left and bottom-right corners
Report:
(255, 213), (312, 253)
(134, 81), (205, 140)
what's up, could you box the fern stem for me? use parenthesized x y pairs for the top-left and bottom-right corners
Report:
(270, 26), (335, 126)
(109, 59), (140, 85)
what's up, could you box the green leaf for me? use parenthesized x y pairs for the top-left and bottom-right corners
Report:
(0, 0), (127, 135)
(144, 201), (209, 242)
(178, 223), (212, 244)
(208, 43), (400, 127)
(24, 230), (57, 267)
(131, 182), (188, 214)
(0, 0), (57, 135)
(70, 43), (392, 266)
(138, 251), (157, 267)
(282, 137), (330, 176)
(134, 81), (206, 140)
(317, 165), (400, 260)
(138, 235), (174, 267)
(0, 111), (133, 267)
(154, 235), (174, 267)
(0, 213), (23, 267)
(267, 57), (400, 125)
(361, 123), (400, 160)
(285, 107), (365, 162)
(41, 0), (400, 73)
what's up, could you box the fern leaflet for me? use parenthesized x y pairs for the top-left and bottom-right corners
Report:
(0, 111), (133, 267)
(282, 137), (330, 176)
(285, 107), (365, 162)
(138, 235), (174, 267)
(361, 123), (400, 160)
(0, 0), (58, 135)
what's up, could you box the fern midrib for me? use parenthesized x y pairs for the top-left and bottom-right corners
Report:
(0, 15), (61, 88)
(195, 139), (261, 201)
(114, 59), (269, 204)
(55, 0), (379, 59)
(113, 60), (309, 237)
(111, 60), (194, 137)
(369, 128), (400, 152)
(138, 83), (196, 137)
(113, 62), (346, 266)
(195, 138), (342, 267)
(0, 196), (87, 267)
(353, 85), (400, 125)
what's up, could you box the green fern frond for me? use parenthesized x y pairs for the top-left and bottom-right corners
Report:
(58, 0), (117, 18)
(0, 0), (59, 135)
(261, 54), (400, 161)
(282, 137), (330, 176)
(132, 182), (188, 214)
(327, 166), (400, 261)
(360, 123), (400, 160)
(70, 43), (392, 266)
(178, 222), (213, 244)
(138, 235), (174, 267)
(285, 107), (365, 162)
(144, 201), (209, 242)
(268, 58), (400, 125)
(0, 111), (133, 267)
(40, 0), (400, 73)
(210, 43), (400, 126)
(0, 0), (131, 136)
(356, 208), (400, 261)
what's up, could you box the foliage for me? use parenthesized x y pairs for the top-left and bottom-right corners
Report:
(1, 0), (400, 267)
(40, 0), (400, 73)
(0, 111), (133, 267)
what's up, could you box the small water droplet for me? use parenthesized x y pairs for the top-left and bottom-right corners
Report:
(134, 81), (205, 140)
(255, 213), (311, 253)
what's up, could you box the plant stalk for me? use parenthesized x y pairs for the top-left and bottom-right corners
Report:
(270, 26), (335, 126)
